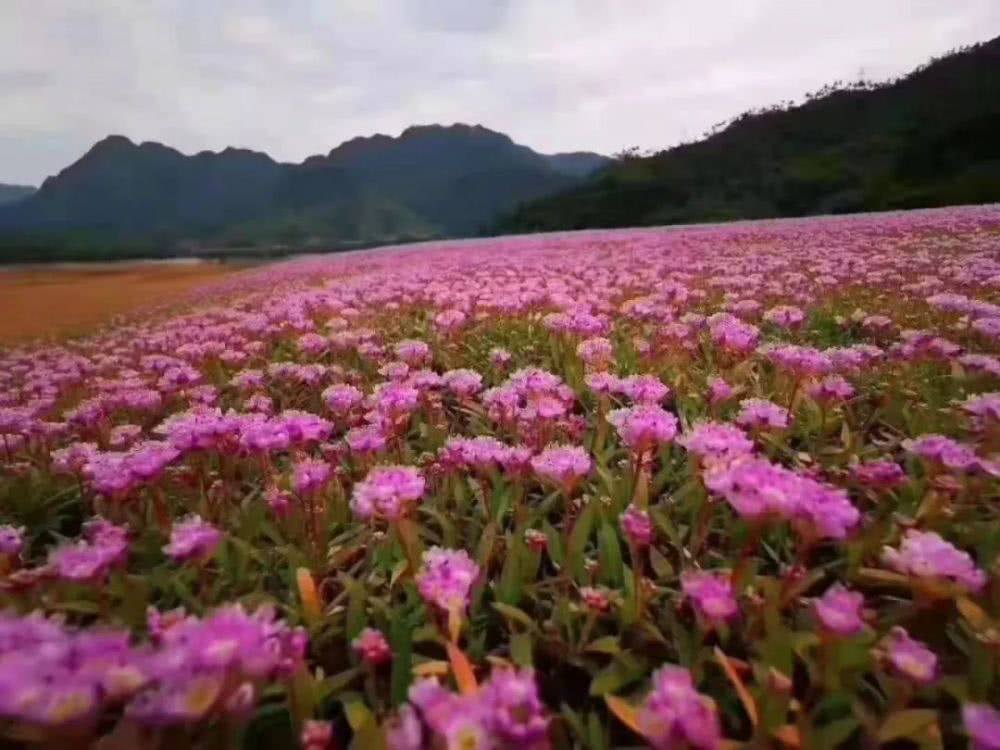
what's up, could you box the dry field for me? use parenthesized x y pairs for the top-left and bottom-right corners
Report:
(0, 262), (238, 344)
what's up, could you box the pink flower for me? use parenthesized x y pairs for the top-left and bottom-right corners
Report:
(766, 345), (832, 378)
(352, 627), (392, 666)
(351, 465), (425, 521)
(806, 375), (855, 404)
(882, 530), (986, 592)
(707, 377), (735, 406)
(902, 434), (985, 473)
(638, 665), (722, 750)
(607, 404), (678, 454)
(416, 547), (480, 613)
(442, 369), (483, 397)
(394, 339), (431, 366)
(301, 720), (334, 750)
(852, 459), (907, 489)
(736, 399), (790, 431)
(964, 704), (1000, 750)
(678, 422), (754, 464)
(763, 305), (805, 329)
(164, 515), (223, 564)
(489, 347), (512, 369)
(882, 627), (938, 685)
(531, 445), (592, 491)
(580, 586), (612, 612)
(620, 505), (654, 546)
(322, 383), (365, 417)
(291, 457), (332, 495)
(814, 584), (864, 636)
(577, 337), (614, 369)
(704, 457), (859, 540)
(618, 374), (671, 404)
(681, 571), (739, 624)
(709, 316), (760, 355)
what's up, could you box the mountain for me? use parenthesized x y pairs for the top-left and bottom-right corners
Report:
(495, 37), (1000, 233)
(0, 184), (34, 206)
(0, 125), (610, 261)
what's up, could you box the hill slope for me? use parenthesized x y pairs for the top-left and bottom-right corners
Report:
(0, 125), (609, 260)
(0, 184), (35, 206)
(496, 37), (1000, 232)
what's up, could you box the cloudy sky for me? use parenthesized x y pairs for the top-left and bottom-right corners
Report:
(2, 0), (999, 185)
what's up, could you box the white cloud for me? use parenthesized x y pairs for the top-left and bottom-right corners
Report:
(1, 0), (998, 184)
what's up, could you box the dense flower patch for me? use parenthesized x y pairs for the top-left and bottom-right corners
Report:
(1, 205), (1000, 748)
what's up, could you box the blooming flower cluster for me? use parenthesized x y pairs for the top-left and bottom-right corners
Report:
(0, 207), (997, 747)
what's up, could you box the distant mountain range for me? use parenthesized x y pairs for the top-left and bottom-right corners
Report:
(496, 36), (1000, 232)
(0, 125), (609, 261)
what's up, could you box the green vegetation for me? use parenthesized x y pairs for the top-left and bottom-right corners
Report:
(496, 37), (1000, 233)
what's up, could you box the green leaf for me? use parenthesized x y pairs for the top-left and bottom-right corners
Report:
(476, 521), (499, 569)
(345, 576), (367, 641)
(322, 666), (364, 696)
(597, 522), (624, 587)
(510, 631), (534, 667)
(876, 709), (938, 744)
(588, 652), (646, 696)
(389, 615), (413, 707)
(568, 500), (597, 582)
(648, 546), (674, 580)
(584, 636), (621, 655)
(343, 700), (373, 731)
(813, 716), (860, 750)
(492, 602), (536, 629)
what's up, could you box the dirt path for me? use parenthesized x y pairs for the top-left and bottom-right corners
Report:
(0, 262), (239, 344)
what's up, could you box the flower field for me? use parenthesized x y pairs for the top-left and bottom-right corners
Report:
(2, 205), (1000, 749)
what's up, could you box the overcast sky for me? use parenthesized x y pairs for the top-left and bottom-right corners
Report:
(2, 0), (999, 185)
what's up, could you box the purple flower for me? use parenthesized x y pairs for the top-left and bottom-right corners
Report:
(709, 316), (760, 355)
(322, 383), (364, 416)
(852, 459), (907, 489)
(766, 344), (832, 378)
(442, 368), (484, 397)
(681, 571), (739, 624)
(736, 398), (791, 431)
(707, 377), (735, 406)
(964, 704), (1000, 750)
(763, 305), (805, 329)
(352, 628), (392, 666)
(882, 627), (938, 685)
(164, 515), (223, 564)
(345, 423), (389, 455)
(678, 421), (754, 464)
(351, 465), (425, 521)
(0, 525), (24, 556)
(301, 720), (334, 750)
(416, 547), (480, 614)
(620, 505), (654, 546)
(637, 665), (722, 750)
(531, 444), (592, 491)
(806, 375), (855, 404)
(902, 434), (985, 473)
(482, 668), (550, 745)
(882, 530), (987, 592)
(291, 457), (332, 495)
(618, 374), (671, 404)
(607, 404), (678, 454)
(704, 457), (859, 540)
(814, 584), (865, 636)
(489, 347), (512, 369)
(394, 339), (431, 366)
(386, 704), (424, 750)
(577, 337), (614, 369)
